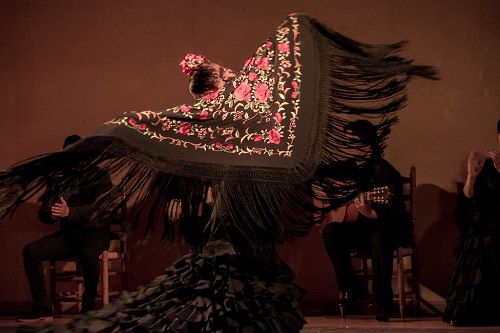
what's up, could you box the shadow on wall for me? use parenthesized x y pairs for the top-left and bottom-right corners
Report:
(415, 183), (458, 299)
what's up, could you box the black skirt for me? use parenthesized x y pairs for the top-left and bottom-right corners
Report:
(443, 232), (500, 326)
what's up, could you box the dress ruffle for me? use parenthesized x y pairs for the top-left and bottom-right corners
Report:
(18, 241), (304, 333)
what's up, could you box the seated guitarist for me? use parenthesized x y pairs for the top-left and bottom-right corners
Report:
(320, 120), (413, 321)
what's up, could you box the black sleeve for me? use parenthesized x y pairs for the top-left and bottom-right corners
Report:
(66, 170), (113, 224)
(455, 191), (476, 235)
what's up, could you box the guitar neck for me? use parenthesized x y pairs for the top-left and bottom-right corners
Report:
(361, 191), (375, 203)
(357, 186), (391, 204)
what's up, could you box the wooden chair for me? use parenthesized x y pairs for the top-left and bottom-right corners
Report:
(350, 166), (420, 319)
(49, 235), (127, 313)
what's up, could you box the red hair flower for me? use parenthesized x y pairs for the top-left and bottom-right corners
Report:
(179, 53), (208, 76)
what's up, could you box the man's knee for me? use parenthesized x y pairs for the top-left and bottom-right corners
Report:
(79, 244), (107, 264)
(80, 251), (101, 262)
(322, 223), (348, 247)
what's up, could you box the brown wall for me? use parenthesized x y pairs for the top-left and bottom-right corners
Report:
(1, 0), (499, 314)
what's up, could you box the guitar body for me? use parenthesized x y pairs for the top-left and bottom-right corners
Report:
(316, 204), (360, 233)
(315, 186), (392, 234)
(327, 204), (360, 223)
(343, 204), (360, 223)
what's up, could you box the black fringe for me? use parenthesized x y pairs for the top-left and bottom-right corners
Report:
(306, 15), (437, 214)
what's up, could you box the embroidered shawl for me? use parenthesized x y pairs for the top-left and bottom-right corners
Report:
(0, 14), (437, 248)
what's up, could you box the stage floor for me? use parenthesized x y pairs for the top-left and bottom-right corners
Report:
(0, 315), (499, 332)
(303, 316), (500, 332)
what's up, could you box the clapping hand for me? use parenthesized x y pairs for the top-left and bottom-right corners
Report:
(467, 150), (485, 178)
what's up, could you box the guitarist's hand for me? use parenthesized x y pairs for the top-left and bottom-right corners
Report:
(354, 195), (378, 220)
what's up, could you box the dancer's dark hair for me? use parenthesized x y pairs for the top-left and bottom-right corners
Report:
(63, 134), (81, 149)
(189, 62), (235, 97)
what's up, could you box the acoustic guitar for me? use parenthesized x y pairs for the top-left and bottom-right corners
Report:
(316, 186), (392, 233)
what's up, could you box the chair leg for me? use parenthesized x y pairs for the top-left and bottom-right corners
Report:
(77, 282), (83, 312)
(102, 251), (109, 305)
(411, 251), (421, 316)
(397, 250), (406, 319)
(49, 260), (56, 313)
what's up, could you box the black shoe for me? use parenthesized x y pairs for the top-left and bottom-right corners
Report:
(367, 303), (390, 322)
(338, 289), (361, 317)
(17, 308), (53, 322)
(339, 284), (369, 306)
(444, 318), (489, 327)
(445, 319), (459, 326)
(339, 290), (359, 306)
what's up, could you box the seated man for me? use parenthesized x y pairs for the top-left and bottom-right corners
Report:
(320, 120), (412, 321)
(19, 135), (113, 321)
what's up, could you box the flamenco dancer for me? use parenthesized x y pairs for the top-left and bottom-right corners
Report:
(0, 13), (437, 333)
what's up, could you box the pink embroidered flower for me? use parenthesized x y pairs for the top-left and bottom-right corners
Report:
(180, 104), (192, 113)
(202, 89), (219, 100)
(127, 118), (137, 126)
(138, 124), (147, 131)
(263, 41), (273, 49)
(244, 57), (254, 68)
(225, 143), (234, 151)
(277, 43), (290, 53)
(291, 80), (299, 89)
(254, 83), (270, 103)
(248, 72), (258, 81)
(178, 122), (191, 135)
(274, 112), (282, 124)
(291, 91), (299, 99)
(253, 134), (263, 142)
(254, 57), (270, 70)
(179, 53), (207, 76)
(268, 129), (281, 144)
(199, 110), (209, 120)
(215, 142), (223, 150)
(234, 82), (252, 102)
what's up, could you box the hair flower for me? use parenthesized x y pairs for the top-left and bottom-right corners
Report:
(179, 53), (208, 76)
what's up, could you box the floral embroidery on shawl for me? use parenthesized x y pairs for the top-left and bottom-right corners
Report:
(105, 16), (302, 157)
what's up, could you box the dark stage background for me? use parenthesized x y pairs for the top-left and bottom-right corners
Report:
(1, 0), (499, 314)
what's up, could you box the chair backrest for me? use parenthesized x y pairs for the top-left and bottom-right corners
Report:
(401, 166), (416, 237)
(402, 166), (417, 223)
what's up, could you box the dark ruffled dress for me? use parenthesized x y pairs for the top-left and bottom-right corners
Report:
(443, 159), (500, 326)
(17, 240), (304, 333)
